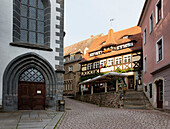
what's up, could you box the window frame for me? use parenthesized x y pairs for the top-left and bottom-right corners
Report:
(107, 58), (114, 66)
(93, 62), (99, 69)
(123, 55), (131, 63)
(20, 0), (45, 44)
(115, 57), (122, 65)
(156, 36), (163, 63)
(69, 66), (73, 72)
(70, 55), (75, 60)
(149, 12), (153, 34)
(87, 63), (92, 70)
(155, 0), (163, 24)
(144, 56), (147, 73)
(143, 28), (147, 45)
(100, 59), (106, 67)
(13, 0), (51, 48)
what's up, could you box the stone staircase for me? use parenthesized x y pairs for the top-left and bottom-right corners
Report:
(123, 90), (153, 110)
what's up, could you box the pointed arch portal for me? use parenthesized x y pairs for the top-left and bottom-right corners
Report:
(3, 53), (57, 110)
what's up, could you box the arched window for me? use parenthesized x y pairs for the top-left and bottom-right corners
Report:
(19, 68), (45, 82)
(13, 0), (51, 47)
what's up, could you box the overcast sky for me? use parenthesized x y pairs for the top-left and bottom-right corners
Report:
(64, 0), (145, 47)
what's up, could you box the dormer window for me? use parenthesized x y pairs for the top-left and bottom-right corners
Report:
(101, 41), (106, 45)
(70, 55), (75, 60)
(110, 46), (114, 49)
(121, 35), (128, 39)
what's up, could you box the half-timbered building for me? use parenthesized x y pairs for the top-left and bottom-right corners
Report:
(80, 26), (143, 93)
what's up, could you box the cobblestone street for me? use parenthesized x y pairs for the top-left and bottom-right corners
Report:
(58, 97), (170, 129)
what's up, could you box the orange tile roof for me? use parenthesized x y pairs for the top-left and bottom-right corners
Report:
(81, 26), (142, 63)
(64, 34), (103, 56)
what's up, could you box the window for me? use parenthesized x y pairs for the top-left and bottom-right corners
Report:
(149, 13), (153, 33)
(144, 56), (147, 72)
(100, 60), (106, 67)
(69, 66), (73, 72)
(145, 85), (147, 92)
(107, 58), (114, 66)
(149, 83), (152, 98)
(156, 38), (163, 62)
(13, 0), (51, 46)
(68, 80), (73, 90)
(117, 45), (122, 50)
(19, 68), (45, 82)
(143, 28), (146, 44)
(64, 81), (66, 90)
(87, 63), (93, 70)
(101, 41), (106, 45)
(156, 0), (162, 24)
(21, 0), (44, 44)
(121, 35), (129, 39)
(93, 62), (99, 69)
(123, 55), (131, 63)
(115, 57), (122, 65)
(70, 55), (75, 60)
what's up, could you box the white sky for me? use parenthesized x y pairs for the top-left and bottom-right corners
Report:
(64, 0), (145, 47)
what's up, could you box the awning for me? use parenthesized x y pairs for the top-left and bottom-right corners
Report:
(80, 72), (128, 84)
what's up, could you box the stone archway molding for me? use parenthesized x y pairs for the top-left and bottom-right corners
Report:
(3, 52), (57, 110)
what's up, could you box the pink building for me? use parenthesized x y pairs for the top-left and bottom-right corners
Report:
(138, 0), (170, 110)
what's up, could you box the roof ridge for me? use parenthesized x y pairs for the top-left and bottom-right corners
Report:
(64, 34), (102, 49)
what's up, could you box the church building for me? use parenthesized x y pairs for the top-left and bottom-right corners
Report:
(0, 0), (64, 110)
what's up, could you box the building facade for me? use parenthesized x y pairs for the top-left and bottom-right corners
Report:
(80, 26), (143, 93)
(0, 0), (64, 110)
(64, 35), (102, 96)
(138, 0), (170, 110)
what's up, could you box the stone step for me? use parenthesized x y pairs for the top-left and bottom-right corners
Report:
(123, 104), (146, 109)
(123, 90), (153, 110)
(125, 92), (144, 95)
(125, 96), (147, 100)
(124, 100), (146, 105)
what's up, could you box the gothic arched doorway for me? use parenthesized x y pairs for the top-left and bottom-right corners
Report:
(18, 68), (45, 110)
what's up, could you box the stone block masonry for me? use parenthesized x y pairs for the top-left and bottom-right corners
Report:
(75, 92), (121, 108)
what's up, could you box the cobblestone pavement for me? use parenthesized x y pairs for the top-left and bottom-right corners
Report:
(58, 97), (170, 129)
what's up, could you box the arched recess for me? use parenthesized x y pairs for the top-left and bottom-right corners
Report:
(3, 52), (57, 110)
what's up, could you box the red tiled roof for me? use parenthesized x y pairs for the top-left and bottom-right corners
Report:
(64, 34), (103, 56)
(81, 26), (142, 63)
